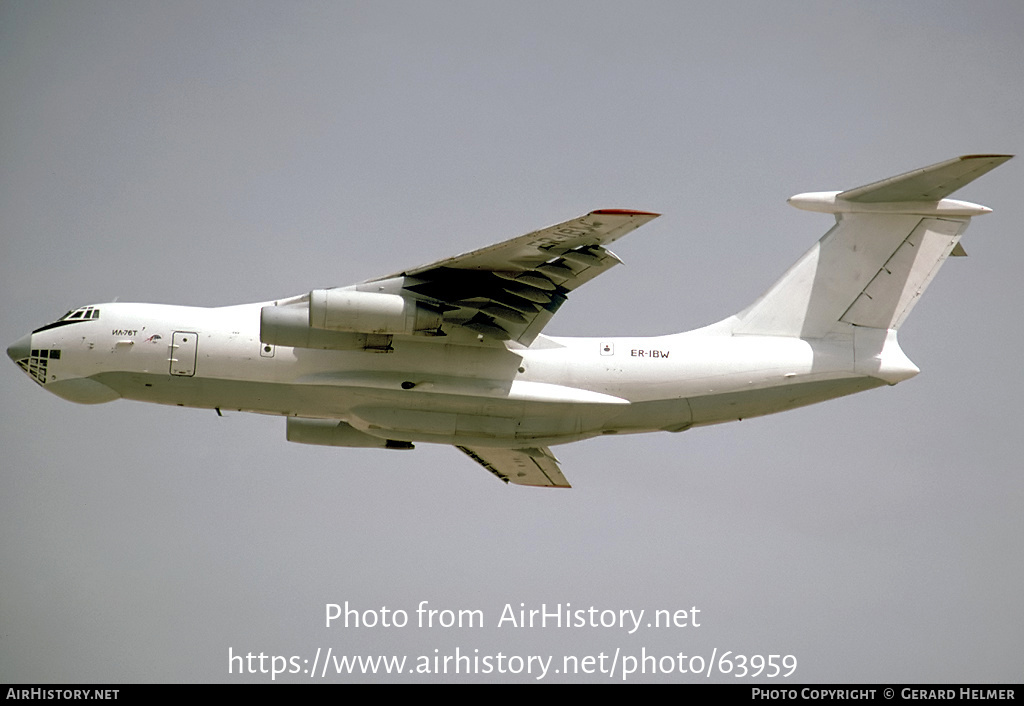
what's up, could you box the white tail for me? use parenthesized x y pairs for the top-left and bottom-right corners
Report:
(733, 155), (1012, 339)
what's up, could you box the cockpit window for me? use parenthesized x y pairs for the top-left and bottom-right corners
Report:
(33, 306), (100, 333)
(60, 306), (100, 321)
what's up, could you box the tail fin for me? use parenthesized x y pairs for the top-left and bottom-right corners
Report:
(733, 155), (1012, 338)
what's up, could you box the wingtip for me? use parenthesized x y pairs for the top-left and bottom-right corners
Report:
(959, 153), (1014, 162)
(591, 209), (661, 217)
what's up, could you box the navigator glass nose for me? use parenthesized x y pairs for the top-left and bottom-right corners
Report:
(7, 333), (31, 363)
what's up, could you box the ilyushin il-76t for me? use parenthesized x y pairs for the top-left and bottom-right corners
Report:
(8, 155), (1012, 487)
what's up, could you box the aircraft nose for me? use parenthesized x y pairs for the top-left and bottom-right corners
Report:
(7, 333), (31, 363)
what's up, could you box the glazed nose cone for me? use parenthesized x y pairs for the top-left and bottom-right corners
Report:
(7, 333), (31, 363)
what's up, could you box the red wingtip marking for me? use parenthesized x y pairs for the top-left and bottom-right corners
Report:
(591, 209), (660, 216)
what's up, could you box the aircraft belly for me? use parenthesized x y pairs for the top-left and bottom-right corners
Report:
(683, 376), (885, 425)
(91, 372), (358, 416)
(89, 371), (620, 444)
(346, 398), (608, 446)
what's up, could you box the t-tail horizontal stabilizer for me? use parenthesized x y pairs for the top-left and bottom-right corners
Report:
(837, 154), (1012, 203)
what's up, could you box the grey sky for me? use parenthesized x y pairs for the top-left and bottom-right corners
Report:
(2, 1), (1021, 683)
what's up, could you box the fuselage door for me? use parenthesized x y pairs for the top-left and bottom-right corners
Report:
(170, 331), (198, 376)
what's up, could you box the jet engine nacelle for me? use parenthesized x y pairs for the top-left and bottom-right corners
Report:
(309, 289), (442, 335)
(260, 304), (370, 350)
(286, 418), (414, 450)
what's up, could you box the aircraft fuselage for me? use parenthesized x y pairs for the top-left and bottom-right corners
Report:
(11, 300), (891, 448)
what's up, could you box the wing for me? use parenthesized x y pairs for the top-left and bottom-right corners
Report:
(372, 209), (659, 344)
(456, 445), (571, 488)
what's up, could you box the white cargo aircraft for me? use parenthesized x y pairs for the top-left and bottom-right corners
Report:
(8, 155), (1012, 487)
